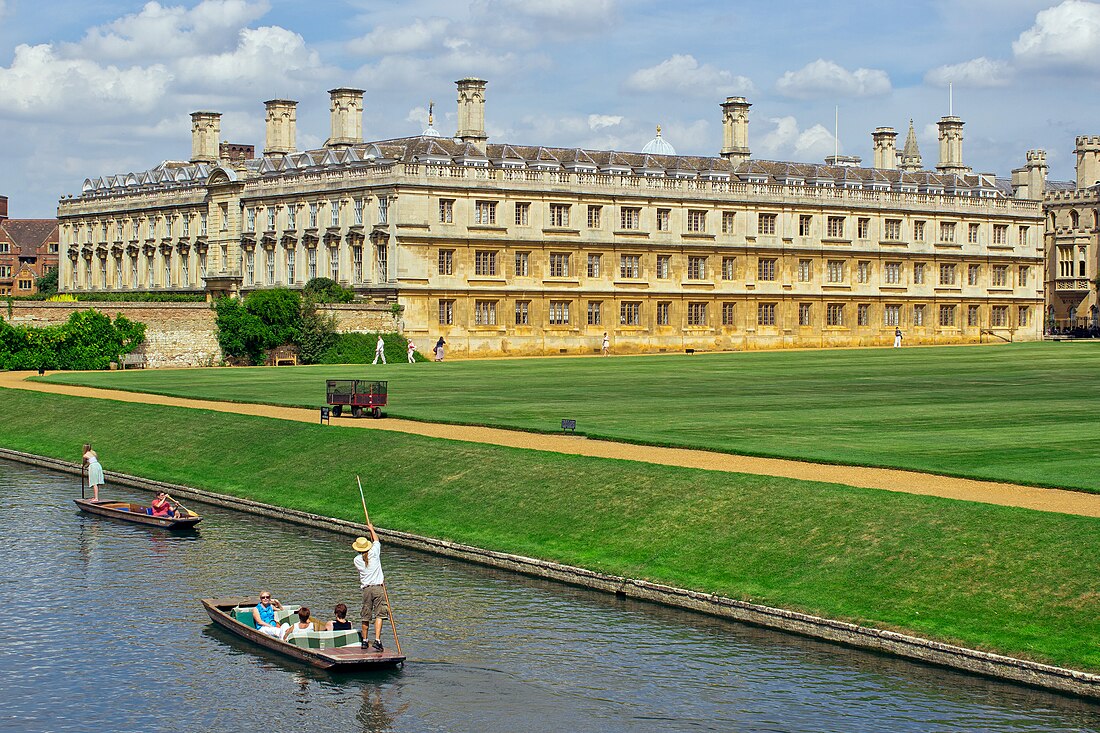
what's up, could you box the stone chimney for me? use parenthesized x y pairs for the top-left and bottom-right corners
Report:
(1075, 135), (1100, 189)
(871, 127), (898, 170)
(455, 78), (488, 145)
(936, 115), (970, 176)
(0, 195), (7, 221)
(327, 88), (364, 148)
(720, 96), (751, 162)
(264, 99), (298, 157)
(190, 111), (221, 164)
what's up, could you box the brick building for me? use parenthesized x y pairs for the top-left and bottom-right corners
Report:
(0, 196), (59, 296)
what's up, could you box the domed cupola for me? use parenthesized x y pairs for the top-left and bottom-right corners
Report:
(422, 100), (441, 138)
(642, 125), (676, 156)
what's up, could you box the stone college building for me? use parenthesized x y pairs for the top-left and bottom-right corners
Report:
(58, 79), (1046, 356)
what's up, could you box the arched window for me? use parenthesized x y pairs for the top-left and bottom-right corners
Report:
(1071, 210), (1080, 228)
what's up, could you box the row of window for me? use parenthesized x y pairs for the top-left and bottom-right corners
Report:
(439, 299), (1032, 329)
(69, 243), (389, 290)
(441, 248), (1031, 287)
(437, 199), (1032, 244)
(67, 197), (393, 245)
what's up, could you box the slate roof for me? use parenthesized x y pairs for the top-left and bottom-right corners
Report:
(0, 219), (58, 256)
(75, 130), (1009, 198)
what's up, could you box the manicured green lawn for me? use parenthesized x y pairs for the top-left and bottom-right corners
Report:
(40, 342), (1100, 492)
(1, 388), (1096, 671)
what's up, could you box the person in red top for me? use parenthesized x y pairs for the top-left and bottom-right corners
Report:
(150, 492), (176, 518)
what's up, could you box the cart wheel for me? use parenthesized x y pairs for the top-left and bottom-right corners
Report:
(332, 405), (342, 418)
(352, 406), (363, 418)
(372, 407), (382, 419)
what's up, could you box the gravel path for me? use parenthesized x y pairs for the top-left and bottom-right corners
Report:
(4, 370), (1099, 518)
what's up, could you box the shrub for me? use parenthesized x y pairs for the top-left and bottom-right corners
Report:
(303, 277), (354, 303)
(0, 308), (145, 370)
(317, 332), (426, 364)
(213, 297), (269, 365)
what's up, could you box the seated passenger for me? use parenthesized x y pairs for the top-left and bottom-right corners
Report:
(325, 603), (352, 631)
(283, 606), (314, 641)
(149, 492), (175, 517)
(252, 592), (288, 637)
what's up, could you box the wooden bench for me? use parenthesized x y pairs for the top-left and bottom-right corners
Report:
(121, 353), (146, 369)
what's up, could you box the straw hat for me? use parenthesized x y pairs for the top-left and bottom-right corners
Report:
(352, 536), (373, 553)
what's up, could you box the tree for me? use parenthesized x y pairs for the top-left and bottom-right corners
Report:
(296, 294), (338, 364)
(35, 267), (58, 296)
(303, 277), (354, 303)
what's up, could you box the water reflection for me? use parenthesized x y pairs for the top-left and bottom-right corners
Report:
(1, 458), (1098, 733)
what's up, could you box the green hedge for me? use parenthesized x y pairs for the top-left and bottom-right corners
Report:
(0, 309), (145, 370)
(317, 332), (426, 364)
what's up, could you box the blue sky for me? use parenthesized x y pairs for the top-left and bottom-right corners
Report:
(0, 0), (1097, 216)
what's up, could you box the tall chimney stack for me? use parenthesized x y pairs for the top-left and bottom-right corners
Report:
(720, 96), (751, 162)
(455, 78), (488, 145)
(327, 88), (364, 149)
(190, 111), (221, 164)
(871, 127), (898, 170)
(935, 115), (970, 176)
(264, 99), (298, 157)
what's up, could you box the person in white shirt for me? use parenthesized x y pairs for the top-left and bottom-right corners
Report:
(406, 340), (416, 363)
(372, 335), (387, 365)
(894, 327), (903, 348)
(601, 332), (610, 356)
(353, 523), (388, 651)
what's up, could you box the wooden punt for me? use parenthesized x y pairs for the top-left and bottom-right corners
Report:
(74, 498), (202, 529)
(201, 597), (406, 670)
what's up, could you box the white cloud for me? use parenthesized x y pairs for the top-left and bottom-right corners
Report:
(69, 0), (271, 61)
(625, 55), (753, 97)
(1012, 0), (1100, 70)
(347, 18), (452, 56)
(471, 0), (617, 38)
(757, 116), (837, 161)
(776, 59), (891, 99)
(925, 57), (1012, 88)
(175, 26), (329, 88)
(0, 1), (7, 19)
(0, 43), (171, 118)
(588, 114), (622, 131)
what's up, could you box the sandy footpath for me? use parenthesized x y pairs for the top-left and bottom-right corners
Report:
(3, 370), (1099, 518)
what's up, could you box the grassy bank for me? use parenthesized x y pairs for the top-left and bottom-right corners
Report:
(40, 342), (1100, 492)
(1, 387), (1097, 672)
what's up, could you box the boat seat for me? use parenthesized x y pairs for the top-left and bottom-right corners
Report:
(286, 629), (361, 649)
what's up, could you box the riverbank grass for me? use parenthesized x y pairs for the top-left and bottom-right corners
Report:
(1, 387), (1097, 673)
(39, 341), (1100, 492)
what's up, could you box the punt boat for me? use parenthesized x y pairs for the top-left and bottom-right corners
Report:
(74, 498), (202, 529)
(201, 597), (406, 670)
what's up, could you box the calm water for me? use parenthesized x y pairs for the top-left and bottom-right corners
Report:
(1, 459), (1097, 733)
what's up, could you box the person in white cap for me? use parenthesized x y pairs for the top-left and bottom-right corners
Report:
(353, 520), (388, 651)
(372, 334), (387, 365)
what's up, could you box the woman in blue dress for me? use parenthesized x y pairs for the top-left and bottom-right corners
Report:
(82, 443), (105, 502)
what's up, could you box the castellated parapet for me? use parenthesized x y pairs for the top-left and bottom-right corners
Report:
(1075, 135), (1100, 189)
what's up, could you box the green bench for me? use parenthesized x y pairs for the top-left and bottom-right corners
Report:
(285, 629), (361, 649)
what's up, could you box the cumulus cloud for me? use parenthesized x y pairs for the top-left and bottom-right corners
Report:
(175, 26), (329, 88)
(776, 59), (891, 99)
(588, 114), (622, 131)
(757, 116), (837, 162)
(0, 44), (171, 118)
(69, 0), (271, 61)
(925, 57), (1012, 87)
(625, 55), (753, 97)
(1012, 0), (1100, 70)
(347, 17), (453, 56)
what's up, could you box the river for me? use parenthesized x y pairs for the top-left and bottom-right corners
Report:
(1, 459), (1097, 732)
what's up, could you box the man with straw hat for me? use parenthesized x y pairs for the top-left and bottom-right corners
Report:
(353, 521), (388, 651)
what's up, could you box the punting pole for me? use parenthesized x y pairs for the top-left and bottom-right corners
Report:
(357, 475), (402, 656)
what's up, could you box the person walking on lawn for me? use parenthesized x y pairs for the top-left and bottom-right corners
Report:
(372, 334), (387, 365)
(353, 524), (388, 651)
